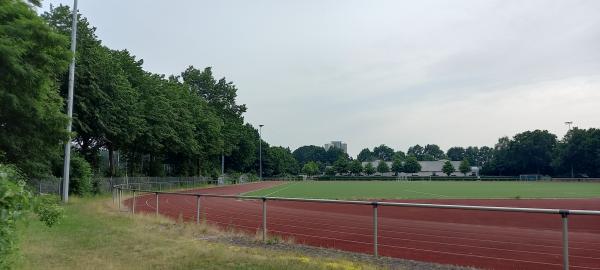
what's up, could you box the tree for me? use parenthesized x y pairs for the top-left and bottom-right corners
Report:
(376, 161), (390, 174)
(392, 151), (406, 161)
(373, 144), (395, 161)
(407, 145), (425, 160)
(423, 144), (445, 160)
(554, 128), (600, 177)
(292, 145), (326, 166)
(302, 161), (320, 177)
(459, 159), (470, 176)
(324, 166), (336, 176)
(442, 161), (455, 176)
(266, 146), (299, 176)
(363, 162), (375, 175)
(446, 147), (466, 161)
(391, 159), (404, 175)
(403, 156), (421, 173)
(348, 160), (363, 175)
(333, 157), (349, 175)
(1, 0), (70, 177)
(357, 148), (375, 162)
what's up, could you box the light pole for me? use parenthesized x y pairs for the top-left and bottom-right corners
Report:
(62, 0), (78, 203)
(259, 124), (264, 180)
(565, 121), (574, 178)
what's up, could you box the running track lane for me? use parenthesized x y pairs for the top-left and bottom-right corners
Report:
(123, 181), (600, 270)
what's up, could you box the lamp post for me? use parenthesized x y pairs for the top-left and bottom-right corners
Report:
(259, 124), (264, 180)
(62, 0), (78, 203)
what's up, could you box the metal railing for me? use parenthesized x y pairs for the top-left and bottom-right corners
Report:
(112, 183), (600, 270)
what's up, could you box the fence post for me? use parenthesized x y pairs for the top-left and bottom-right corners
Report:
(118, 188), (121, 209)
(132, 190), (136, 214)
(196, 195), (201, 224)
(373, 202), (379, 257)
(155, 192), (159, 216)
(262, 197), (267, 242)
(561, 211), (569, 270)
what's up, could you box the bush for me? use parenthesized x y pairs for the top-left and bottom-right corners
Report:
(34, 196), (64, 227)
(69, 155), (92, 196)
(0, 164), (30, 269)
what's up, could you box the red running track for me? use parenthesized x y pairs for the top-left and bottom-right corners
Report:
(123, 182), (600, 270)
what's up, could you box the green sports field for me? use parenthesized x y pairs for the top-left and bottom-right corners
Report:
(244, 181), (600, 200)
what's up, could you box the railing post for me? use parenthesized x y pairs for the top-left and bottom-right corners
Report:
(262, 197), (267, 242)
(155, 192), (159, 216)
(132, 189), (136, 214)
(196, 195), (201, 224)
(561, 210), (569, 270)
(373, 202), (379, 257)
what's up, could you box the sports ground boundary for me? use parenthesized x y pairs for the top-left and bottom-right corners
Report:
(116, 181), (600, 270)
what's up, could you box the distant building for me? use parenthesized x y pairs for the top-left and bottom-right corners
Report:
(324, 141), (347, 153)
(360, 160), (478, 177)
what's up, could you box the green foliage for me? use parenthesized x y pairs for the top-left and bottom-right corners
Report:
(69, 155), (92, 195)
(301, 161), (320, 176)
(348, 160), (363, 175)
(292, 145), (326, 166)
(266, 146), (299, 176)
(391, 159), (404, 175)
(485, 130), (557, 175)
(324, 166), (336, 176)
(373, 145), (395, 161)
(0, 0), (70, 177)
(0, 164), (30, 269)
(459, 159), (471, 176)
(376, 161), (390, 174)
(554, 128), (600, 177)
(403, 156), (421, 173)
(446, 147), (465, 161)
(363, 163), (375, 175)
(442, 161), (455, 176)
(356, 148), (375, 162)
(34, 196), (64, 227)
(332, 157), (349, 175)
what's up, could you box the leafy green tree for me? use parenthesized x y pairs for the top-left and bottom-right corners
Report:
(363, 162), (376, 175)
(442, 161), (455, 176)
(357, 148), (375, 162)
(403, 156), (421, 173)
(293, 145), (326, 166)
(407, 145), (424, 160)
(1, 0), (70, 177)
(373, 144), (395, 161)
(446, 147), (466, 161)
(391, 159), (404, 175)
(348, 160), (363, 175)
(392, 151), (406, 161)
(554, 128), (600, 177)
(267, 146), (299, 176)
(333, 157), (349, 175)
(424, 144), (445, 160)
(459, 159), (470, 176)
(302, 161), (320, 176)
(324, 166), (336, 176)
(376, 160), (390, 174)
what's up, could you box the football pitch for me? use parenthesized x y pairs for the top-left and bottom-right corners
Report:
(244, 180), (600, 200)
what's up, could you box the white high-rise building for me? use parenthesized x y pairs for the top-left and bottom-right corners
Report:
(324, 141), (347, 153)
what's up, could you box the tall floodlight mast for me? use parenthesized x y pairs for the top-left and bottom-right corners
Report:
(259, 124), (264, 180)
(62, 0), (78, 203)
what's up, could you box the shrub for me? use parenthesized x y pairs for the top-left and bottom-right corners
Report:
(69, 155), (92, 196)
(0, 164), (30, 269)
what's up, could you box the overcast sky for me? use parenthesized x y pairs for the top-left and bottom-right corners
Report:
(40, 0), (600, 157)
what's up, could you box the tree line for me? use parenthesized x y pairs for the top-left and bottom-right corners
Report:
(0, 2), (300, 186)
(294, 129), (600, 178)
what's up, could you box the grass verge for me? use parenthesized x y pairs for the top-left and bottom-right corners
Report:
(15, 196), (379, 270)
